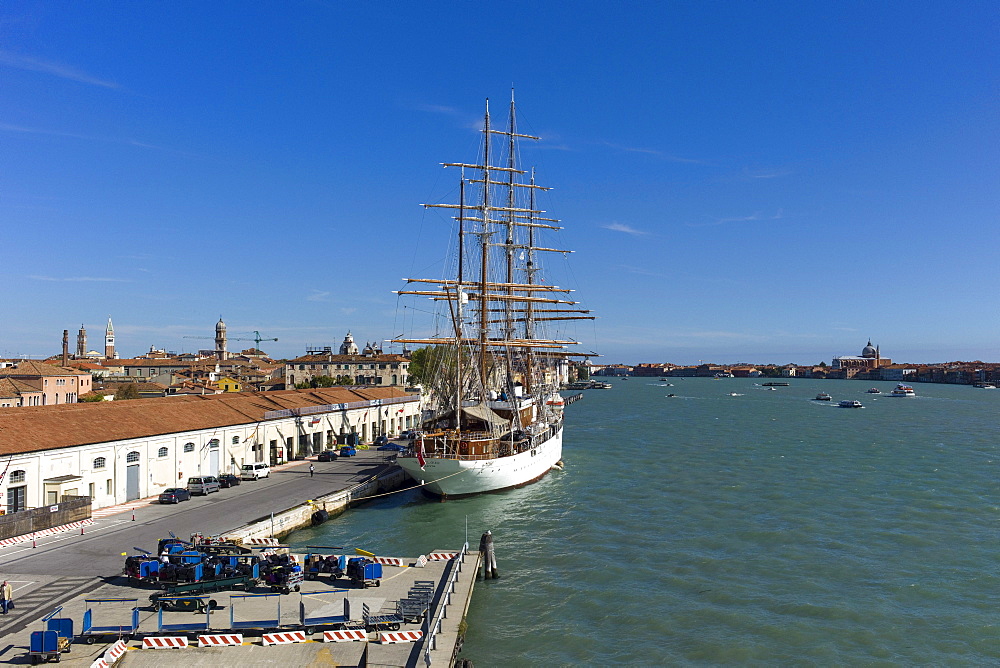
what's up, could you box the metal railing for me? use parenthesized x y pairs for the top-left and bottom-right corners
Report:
(421, 541), (470, 665)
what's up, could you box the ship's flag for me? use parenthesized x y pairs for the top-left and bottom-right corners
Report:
(417, 440), (426, 470)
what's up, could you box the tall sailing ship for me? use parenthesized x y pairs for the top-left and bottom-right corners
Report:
(392, 95), (594, 497)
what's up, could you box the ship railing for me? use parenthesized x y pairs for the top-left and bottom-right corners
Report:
(421, 541), (469, 665)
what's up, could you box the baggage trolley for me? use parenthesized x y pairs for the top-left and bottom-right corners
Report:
(28, 608), (72, 664)
(79, 598), (139, 644)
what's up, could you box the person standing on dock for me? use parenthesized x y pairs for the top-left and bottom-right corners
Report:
(0, 580), (12, 614)
(309, 464), (315, 477)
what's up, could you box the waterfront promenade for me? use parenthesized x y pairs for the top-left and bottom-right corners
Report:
(0, 449), (477, 665)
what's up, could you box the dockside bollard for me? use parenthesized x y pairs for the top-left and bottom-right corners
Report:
(479, 530), (498, 579)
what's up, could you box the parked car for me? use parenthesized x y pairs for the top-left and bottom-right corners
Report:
(373, 435), (389, 447)
(317, 450), (338, 462)
(218, 473), (241, 488)
(241, 462), (271, 480)
(339, 446), (357, 457)
(158, 487), (191, 504)
(187, 476), (221, 495)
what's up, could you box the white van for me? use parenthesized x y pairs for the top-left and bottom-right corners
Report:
(241, 462), (271, 480)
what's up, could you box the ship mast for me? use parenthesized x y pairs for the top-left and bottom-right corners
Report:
(477, 100), (492, 397)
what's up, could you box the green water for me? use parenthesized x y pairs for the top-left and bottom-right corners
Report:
(286, 378), (1000, 665)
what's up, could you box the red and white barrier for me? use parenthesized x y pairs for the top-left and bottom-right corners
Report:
(143, 636), (188, 649)
(262, 631), (307, 646)
(324, 629), (368, 642)
(427, 552), (458, 561)
(246, 537), (281, 546)
(371, 556), (404, 566)
(104, 639), (128, 663)
(0, 518), (95, 548)
(379, 630), (423, 644)
(198, 633), (243, 647)
(89, 659), (109, 668)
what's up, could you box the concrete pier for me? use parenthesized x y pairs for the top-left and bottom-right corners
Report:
(0, 453), (479, 666)
(2, 547), (479, 666)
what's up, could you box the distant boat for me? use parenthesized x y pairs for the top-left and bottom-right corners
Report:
(973, 382), (996, 389)
(814, 392), (832, 401)
(762, 382), (789, 386)
(867, 388), (881, 394)
(888, 384), (916, 397)
(838, 400), (863, 408)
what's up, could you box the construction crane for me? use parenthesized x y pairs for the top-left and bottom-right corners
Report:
(183, 331), (278, 352)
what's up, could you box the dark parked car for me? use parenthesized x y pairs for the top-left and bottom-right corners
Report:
(317, 450), (338, 462)
(373, 435), (389, 447)
(218, 474), (241, 488)
(158, 487), (191, 504)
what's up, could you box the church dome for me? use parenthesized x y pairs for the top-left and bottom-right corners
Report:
(861, 340), (877, 358)
(216, 317), (226, 332)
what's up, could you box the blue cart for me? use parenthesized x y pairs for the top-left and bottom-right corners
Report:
(157, 596), (211, 634)
(299, 589), (350, 634)
(229, 593), (282, 631)
(29, 608), (73, 664)
(80, 598), (139, 644)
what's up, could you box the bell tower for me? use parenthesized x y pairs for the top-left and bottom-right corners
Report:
(215, 317), (228, 360)
(105, 317), (116, 359)
(76, 324), (87, 358)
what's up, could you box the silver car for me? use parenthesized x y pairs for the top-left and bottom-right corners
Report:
(187, 476), (221, 495)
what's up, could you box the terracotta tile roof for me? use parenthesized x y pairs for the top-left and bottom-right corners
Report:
(0, 387), (416, 455)
(0, 360), (85, 377)
(286, 354), (409, 364)
(0, 377), (42, 397)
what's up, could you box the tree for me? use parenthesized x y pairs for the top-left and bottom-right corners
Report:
(818, 361), (827, 367)
(575, 364), (590, 381)
(114, 384), (140, 400)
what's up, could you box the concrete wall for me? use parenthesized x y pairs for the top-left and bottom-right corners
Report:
(222, 468), (408, 543)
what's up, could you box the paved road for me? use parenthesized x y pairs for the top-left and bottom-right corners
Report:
(0, 451), (399, 642)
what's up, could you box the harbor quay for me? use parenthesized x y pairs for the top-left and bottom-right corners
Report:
(0, 453), (480, 666)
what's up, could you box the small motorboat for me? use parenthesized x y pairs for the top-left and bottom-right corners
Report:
(867, 388), (881, 394)
(814, 392), (832, 401)
(838, 400), (863, 408)
(888, 384), (915, 397)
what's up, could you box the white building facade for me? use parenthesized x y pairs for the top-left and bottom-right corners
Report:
(0, 388), (420, 512)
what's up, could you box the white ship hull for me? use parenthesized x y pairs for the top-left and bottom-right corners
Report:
(397, 426), (563, 497)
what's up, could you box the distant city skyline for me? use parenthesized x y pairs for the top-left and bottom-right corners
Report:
(2, 3), (997, 365)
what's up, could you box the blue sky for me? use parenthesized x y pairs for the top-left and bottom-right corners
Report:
(2, 1), (997, 365)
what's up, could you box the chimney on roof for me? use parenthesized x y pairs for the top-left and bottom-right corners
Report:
(62, 329), (69, 366)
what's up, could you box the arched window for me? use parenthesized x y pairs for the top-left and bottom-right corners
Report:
(126, 451), (140, 463)
(208, 439), (220, 448)
(232, 436), (240, 445)
(157, 447), (169, 458)
(184, 443), (195, 453)
(93, 457), (107, 470)
(10, 470), (25, 483)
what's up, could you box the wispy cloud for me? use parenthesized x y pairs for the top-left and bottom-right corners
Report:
(745, 167), (792, 179)
(1, 122), (199, 157)
(0, 50), (118, 88)
(0, 122), (96, 141)
(601, 141), (707, 164)
(603, 222), (648, 236)
(413, 103), (461, 116)
(687, 209), (784, 227)
(307, 290), (330, 302)
(28, 275), (128, 283)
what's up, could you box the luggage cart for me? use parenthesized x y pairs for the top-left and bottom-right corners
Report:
(229, 593), (282, 632)
(149, 573), (257, 611)
(28, 607), (72, 664)
(346, 558), (382, 588)
(299, 589), (350, 635)
(79, 598), (139, 644)
(361, 601), (402, 632)
(156, 597), (211, 634)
